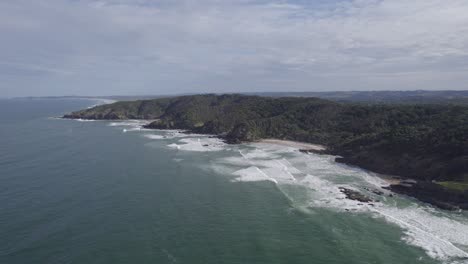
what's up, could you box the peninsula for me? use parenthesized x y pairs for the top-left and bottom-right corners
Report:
(64, 94), (468, 210)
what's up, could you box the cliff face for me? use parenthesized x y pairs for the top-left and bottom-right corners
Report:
(64, 94), (468, 185)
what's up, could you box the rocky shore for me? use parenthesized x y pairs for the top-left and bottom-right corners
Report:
(339, 187), (374, 203)
(384, 181), (468, 211)
(62, 94), (468, 211)
(66, 115), (468, 211)
(335, 154), (468, 211)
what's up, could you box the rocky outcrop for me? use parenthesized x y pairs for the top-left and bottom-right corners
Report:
(339, 187), (374, 203)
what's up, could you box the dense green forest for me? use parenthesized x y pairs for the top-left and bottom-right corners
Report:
(250, 90), (468, 104)
(65, 94), (468, 187)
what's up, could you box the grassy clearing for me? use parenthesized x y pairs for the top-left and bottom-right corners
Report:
(437, 181), (468, 192)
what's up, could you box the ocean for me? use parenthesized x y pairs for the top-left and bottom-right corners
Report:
(1, 98), (467, 264)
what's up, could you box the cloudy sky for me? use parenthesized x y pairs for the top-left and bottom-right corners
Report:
(1, 0), (468, 97)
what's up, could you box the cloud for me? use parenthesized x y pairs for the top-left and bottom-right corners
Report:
(1, 0), (468, 96)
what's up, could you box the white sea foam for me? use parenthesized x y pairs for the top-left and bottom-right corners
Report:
(150, 130), (213, 140)
(143, 134), (165, 140)
(108, 121), (148, 127)
(291, 151), (468, 262)
(123, 127), (143, 133)
(109, 122), (129, 127)
(239, 148), (282, 159)
(232, 166), (278, 183)
(75, 119), (97, 122)
(167, 137), (225, 152)
(221, 149), (299, 187)
(278, 158), (302, 174)
(106, 120), (152, 134)
(372, 206), (468, 262)
(263, 167), (296, 182)
(162, 131), (193, 139)
(249, 142), (297, 154)
(207, 141), (468, 262)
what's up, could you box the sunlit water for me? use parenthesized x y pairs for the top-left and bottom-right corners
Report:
(1, 98), (467, 264)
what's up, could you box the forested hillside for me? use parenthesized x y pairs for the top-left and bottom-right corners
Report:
(64, 94), (468, 185)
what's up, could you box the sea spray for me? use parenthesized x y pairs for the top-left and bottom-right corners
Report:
(208, 142), (468, 263)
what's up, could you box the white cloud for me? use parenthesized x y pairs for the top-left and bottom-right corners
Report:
(1, 0), (468, 96)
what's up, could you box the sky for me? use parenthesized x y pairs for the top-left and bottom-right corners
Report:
(1, 0), (468, 97)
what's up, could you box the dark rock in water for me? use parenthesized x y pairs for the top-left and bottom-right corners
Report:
(339, 187), (373, 203)
(364, 187), (384, 196)
(299, 148), (327, 155)
(202, 144), (209, 147)
(334, 157), (346, 164)
(372, 190), (384, 196)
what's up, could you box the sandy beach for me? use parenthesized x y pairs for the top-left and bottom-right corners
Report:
(257, 139), (326, 151)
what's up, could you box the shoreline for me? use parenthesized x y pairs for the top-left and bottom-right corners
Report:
(257, 138), (402, 186)
(256, 139), (326, 151)
(63, 117), (467, 211)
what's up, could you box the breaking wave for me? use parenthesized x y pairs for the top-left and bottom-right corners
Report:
(115, 124), (468, 263)
(209, 142), (468, 263)
(167, 137), (226, 152)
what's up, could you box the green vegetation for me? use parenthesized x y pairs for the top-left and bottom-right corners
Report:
(64, 94), (468, 184)
(251, 90), (468, 105)
(437, 181), (468, 192)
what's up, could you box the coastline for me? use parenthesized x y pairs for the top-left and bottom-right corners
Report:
(257, 139), (326, 151)
(255, 137), (465, 210)
(64, 116), (468, 211)
(257, 138), (401, 186)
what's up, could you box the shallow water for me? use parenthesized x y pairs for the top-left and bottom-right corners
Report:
(1, 98), (467, 264)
